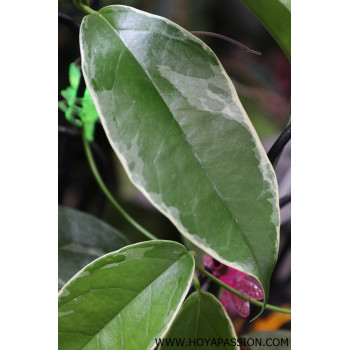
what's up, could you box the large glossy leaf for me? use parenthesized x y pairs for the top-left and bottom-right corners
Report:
(58, 240), (195, 350)
(80, 5), (280, 307)
(58, 206), (130, 289)
(241, 0), (291, 60)
(160, 291), (239, 349)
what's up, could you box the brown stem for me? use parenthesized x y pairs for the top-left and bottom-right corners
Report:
(191, 31), (261, 56)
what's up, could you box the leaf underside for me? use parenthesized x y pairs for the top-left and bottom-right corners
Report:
(80, 5), (280, 305)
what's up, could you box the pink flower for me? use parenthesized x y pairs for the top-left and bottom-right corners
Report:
(203, 255), (264, 318)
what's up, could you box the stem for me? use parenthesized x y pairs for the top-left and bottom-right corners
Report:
(267, 124), (291, 166)
(279, 194), (291, 208)
(191, 31), (261, 56)
(82, 130), (157, 240)
(73, 0), (98, 15)
(192, 274), (201, 292)
(196, 264), (291, 315)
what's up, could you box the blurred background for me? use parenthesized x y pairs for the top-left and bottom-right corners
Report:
(58, 0), (290, 335)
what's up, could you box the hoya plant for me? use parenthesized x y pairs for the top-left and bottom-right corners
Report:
(58, 0), (291, 349)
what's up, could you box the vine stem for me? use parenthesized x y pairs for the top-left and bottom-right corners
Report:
(191, 31), (261, 56)
(82, 130), (157, 240)
(196, 264), (291, 314)
(82, 129), (290, 315)
(192, 274), (201, 292)
(73, 0), (98, 15)
(267, 123), (291, 166)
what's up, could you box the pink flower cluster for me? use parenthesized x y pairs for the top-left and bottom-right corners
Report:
(203, 255), (264, 318)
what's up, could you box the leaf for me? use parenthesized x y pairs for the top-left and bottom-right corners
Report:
(160, 291), (239, 349)
(80, 5), (280, 309)
(240, 0), (291, 60)
(58, 240), (195, 350)
(58, 205), (130, 289)
(241, 330), (291, 349)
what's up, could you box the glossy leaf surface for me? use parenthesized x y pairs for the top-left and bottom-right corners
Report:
(58, 240), (194, 350)
(58, 206), (130, 289)
(241, 0), (291, 60)
(80, 5), (279, 305)
(160, 291), (239, 350)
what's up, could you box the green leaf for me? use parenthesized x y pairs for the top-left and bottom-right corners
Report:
(80, 5), (280, 309)
(58, 205), (130, 289)
(241, 330), (291, 349)
(160, 291), (239, 349)
(58, 240), (195, 350)
(240, 0), (291, 60)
